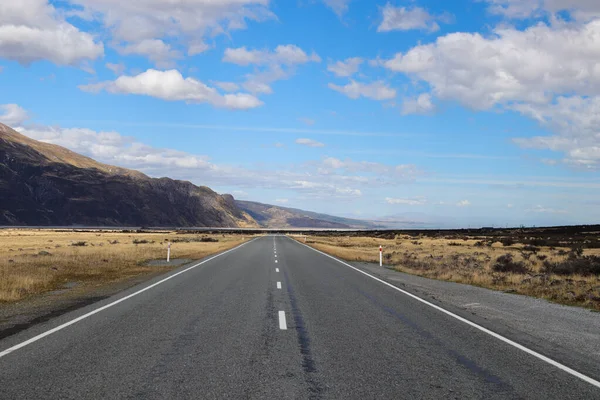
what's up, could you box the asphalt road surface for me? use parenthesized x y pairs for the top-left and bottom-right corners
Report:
(0, 235), (599, 399)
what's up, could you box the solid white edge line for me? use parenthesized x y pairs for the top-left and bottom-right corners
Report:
(278, 311), (287, 330)
(277, 282), (282, 289)
(0, 237), (261, 359)
(288, 236), (600, 389)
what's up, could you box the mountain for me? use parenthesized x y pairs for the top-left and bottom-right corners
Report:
(236, 200), (378, 229)
(0, 123), (375, 229)
(0, 123), (257, 227)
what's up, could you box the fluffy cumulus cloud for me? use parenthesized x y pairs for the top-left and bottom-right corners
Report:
(0, 104), (29, 126)
(79, 69), (263, 110)
(378, 4), (448, 32)
(328, 80), (396, 101)
(456, 200), (471, 207)
(223, 45), (321, 95)
(383, 18), (600, 166)
(0, 0), (103, 66)
(296, 138), (325, 148)
(327, 57), (363, 77)
(67, 0), (273, 62)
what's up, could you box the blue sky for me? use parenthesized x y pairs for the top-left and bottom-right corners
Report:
(2, 0), (600, 227)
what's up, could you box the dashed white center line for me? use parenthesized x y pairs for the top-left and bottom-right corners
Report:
(276, 268), (279, 272)
(277, 282), (282, 289)
(275, 260), (278, 263)
(278, 311), (287, 330)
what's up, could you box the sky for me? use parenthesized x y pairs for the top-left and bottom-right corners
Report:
(1, 0), (600, 228)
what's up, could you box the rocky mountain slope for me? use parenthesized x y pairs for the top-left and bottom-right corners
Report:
(0, 123), (375, 228)
(0, 123), (257, 227)
(236, 200), (377, 229)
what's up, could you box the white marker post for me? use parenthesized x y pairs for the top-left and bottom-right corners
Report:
(379, 245), (383, 267)
(167, 242), (171, 263)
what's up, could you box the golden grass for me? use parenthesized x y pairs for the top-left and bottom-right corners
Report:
(293, 234), (600, 311)
(0, 229), (254, 302)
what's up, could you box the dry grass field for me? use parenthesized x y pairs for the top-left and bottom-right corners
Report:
(0, 229), (252, 303)
(295, 234), (600, 311)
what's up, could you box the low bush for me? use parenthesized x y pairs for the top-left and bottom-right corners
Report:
(71, 241), (87, 247)
(543, 256), (600, 276)
(492, 254), (529, 274)
(501, 237), (515, 246)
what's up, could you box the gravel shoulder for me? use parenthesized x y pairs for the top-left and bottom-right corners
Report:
(351, 260), (600, 377)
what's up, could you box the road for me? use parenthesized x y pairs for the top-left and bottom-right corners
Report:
(0, 235), (598, 399)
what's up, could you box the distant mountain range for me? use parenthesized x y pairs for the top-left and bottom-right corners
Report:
(0, 123), (376, 229)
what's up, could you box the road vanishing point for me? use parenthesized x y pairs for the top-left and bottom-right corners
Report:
(0, 235), (599, 399)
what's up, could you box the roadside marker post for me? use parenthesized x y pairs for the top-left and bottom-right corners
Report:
(379, 245), (383, 267)
(167, 242), (171, 263)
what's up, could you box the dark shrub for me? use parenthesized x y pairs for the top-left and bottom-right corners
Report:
(493, 254), (529, 274)
(448, 242), (462, 246)
(543, 256), (600, 276)
(71, 241), (87, 247)
(501, 237), (515, 246)
(133, 239), (149, 244)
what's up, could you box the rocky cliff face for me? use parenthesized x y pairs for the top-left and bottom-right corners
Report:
(0, 123), (258, 227)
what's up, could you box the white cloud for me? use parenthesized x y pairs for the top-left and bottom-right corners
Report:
(322, 0), (351, 17)
(79, 69), (263, 110)
(0, 104), (30, 126)
(106, 62), (126, 75)
(275, 198), (289, 204)
(118, 39), (181, 68)
(327, 57), (363, 77)
(456, 200), (471, 207)
(215, 82), (240, 92)
(296, 138), (325, 148)
(383, 20), (600, 109)
(68, 0), (273, 64)
(385, 197), (427, 205)
(0, 0), (103, 66)
(329, 80), (396, 101)
(274, 142), (285, 148)
(401, 93), (435, 115)
(224, 44), (320, 96)
(507, 203), (514, 208)
(485, 0), (600, 20)
(378, 4), (445, 32)
(512, 96), (600, 167)
(223, 45), (321, 66)
(188, 41), (210, 56)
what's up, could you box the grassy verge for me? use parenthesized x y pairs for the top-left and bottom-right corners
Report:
(292, 234), (600, 311)
(0, 229), (253, 302)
